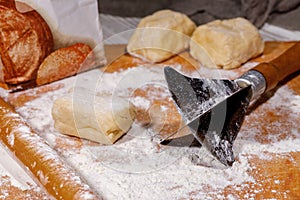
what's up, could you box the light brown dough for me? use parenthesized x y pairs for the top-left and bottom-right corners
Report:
(127, 9), (196, 63)
(52, 88), (135, 144)
(190, 17), (264, 69)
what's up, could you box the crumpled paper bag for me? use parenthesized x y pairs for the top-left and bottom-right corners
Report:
(17, 0), (106, 66)
(0, 0), (107, 88)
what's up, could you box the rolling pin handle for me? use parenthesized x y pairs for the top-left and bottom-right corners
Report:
(252, 42), (300, 92)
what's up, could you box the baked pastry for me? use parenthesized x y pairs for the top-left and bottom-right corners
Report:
(36, 43), (95, 85)
(127, 9), (196, 63)
(190, 17), (264, 69)
(0, 0), (53, 84)
(52, 88), (135, 144)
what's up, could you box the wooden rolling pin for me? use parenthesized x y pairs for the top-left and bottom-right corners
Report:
(0, 97), (100, 200)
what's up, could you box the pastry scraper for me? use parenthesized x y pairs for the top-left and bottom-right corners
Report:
(161, 42), (300, 166)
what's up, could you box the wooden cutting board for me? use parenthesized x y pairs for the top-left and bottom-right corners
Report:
(104, 42), (300, 198)
(1, 41), (300, 199)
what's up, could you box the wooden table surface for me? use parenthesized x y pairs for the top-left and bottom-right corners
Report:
(1, 42), (300, 199)
(104, 42), (300, 199)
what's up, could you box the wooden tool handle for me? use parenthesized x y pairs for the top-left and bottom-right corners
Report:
(0, 97), (100, 200)
(253, 42), (300, 92)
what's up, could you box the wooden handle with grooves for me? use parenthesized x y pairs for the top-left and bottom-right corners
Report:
(0, 97), (100, 200)
(253, 42), (300, 92)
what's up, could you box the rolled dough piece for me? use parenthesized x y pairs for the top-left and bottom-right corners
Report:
(190, 17), (264, 69)
(52, 88), (135, 144)
(127, 9), (196, 63)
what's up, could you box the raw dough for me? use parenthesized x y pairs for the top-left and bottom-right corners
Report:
(52, 88), (135, 144)
(190, 17), (264, 69)
(127, 9), (196, 63)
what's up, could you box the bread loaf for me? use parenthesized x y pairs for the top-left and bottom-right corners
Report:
(127, 9), (196, 63)
(190, 17), (264, 69)
(36, 43), (95, 85)
(0, 0), (53, 84)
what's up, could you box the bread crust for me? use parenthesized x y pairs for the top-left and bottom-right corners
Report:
(0, 1), (53, 84)
(36, 43), (95, 85)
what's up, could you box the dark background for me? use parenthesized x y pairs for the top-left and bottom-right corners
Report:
(98, 0), (300, 30)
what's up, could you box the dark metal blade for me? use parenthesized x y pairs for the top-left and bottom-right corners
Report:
(188, 85), (251, 166)
(163, 67), (252, 166)
(164, 67), (240, 122)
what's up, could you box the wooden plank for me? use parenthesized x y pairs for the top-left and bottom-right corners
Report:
(2, 41), (300, 199)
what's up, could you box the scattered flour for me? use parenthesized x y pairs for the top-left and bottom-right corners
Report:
(290, 95), (300, 114)
(131, 96), (151, 110)
(0, 64), (299, 199)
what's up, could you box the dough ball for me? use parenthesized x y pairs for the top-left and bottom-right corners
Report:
(52, 88), (135, 144)
(127, 9), (196, 63)
(190, 17), (264, 69)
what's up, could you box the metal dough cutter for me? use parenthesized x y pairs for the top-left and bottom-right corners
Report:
(161, 42), (300, 166)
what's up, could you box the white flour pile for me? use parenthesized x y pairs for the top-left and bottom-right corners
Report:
(0, 65), (299, 199)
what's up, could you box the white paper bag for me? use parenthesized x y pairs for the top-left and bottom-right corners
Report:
(17, 0), (106, 66)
